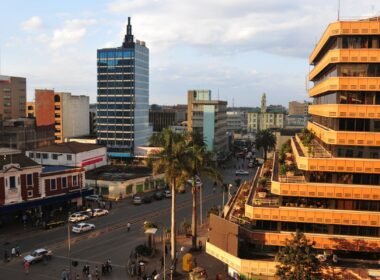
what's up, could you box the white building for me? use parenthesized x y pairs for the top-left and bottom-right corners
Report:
(226, 111), (246, 133)
(25, 142), (107, 171)
(60, 92), (90, 140)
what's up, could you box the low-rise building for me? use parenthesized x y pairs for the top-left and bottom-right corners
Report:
(85, 165), (165, 200)
(26, 142), (107, 171)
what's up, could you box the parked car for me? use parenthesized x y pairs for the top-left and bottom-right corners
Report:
(133, 195), (143, 205)
(163, 190), (172, 198)
(92, 208), (109, 217)
(85, 194), (103, 202)
(69, 213), (89, 223)
(235, 169), (249, 175)
(187, 176), (202, 186)
(153, 191), (163, 200)
(79, 208), (93, 217)
(24, 248), (52, 264)
(72, 223), (96, 233)
(142, 195), (153, 203)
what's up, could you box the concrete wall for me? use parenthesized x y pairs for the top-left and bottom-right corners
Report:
(62, 93), (89, 139)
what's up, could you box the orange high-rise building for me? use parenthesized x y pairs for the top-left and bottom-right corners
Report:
(206, 18), (380, 278)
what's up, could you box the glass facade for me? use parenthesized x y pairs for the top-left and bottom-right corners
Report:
(96, 19), (151, 157)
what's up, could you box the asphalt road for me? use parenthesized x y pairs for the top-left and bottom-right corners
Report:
(0, 159), (256, 279)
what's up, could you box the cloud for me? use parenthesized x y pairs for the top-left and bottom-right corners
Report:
(49, 19), (96, 49)
(22, 16), (42, 31)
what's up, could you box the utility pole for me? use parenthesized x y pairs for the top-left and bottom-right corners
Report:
(199, 184), (203, 225)
(67, 213), (71, 277)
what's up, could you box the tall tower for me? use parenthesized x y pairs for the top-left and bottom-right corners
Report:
(260, 92), (266, 113)
(96, 17), (151, 158)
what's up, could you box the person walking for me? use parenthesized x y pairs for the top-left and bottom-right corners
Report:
(11, 247), (16, 259)
(198, 240), (203, 251)
(24, 260), (30, 275)
(127, 222), (131, 232)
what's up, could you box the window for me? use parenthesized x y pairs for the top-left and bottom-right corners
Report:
(52, 154), (58, 160)
(27, 174), (33, 186)
(73, 175), (78, 187)
(42, 153), (48, 159)
(9, 176), (16, 189)
(36, 153), (41, 159)
(27, 190), (33, 197)
(50, 179), (57, 191)
(67, 155), (72, 161)
(29, 152), (34, 158)
(62, 177), (67, 188)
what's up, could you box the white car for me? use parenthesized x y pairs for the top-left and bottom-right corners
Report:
(235, 169), (249, 175)
(72, 223), (95, 233)
(85, 194), (103, 202)
(187, 176), (202, 186)
(24, 248), (52, 264)
(69, 213), (89, 223)
(93, 208), (109, 217)
(164, 190), (172, 198)
(133, 195), (143, 205)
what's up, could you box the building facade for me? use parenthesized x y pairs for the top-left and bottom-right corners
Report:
(0, 75), (26, 121)
(149, 104), (187, 132)
(97, 17), (151, 158)
(226, 111), (247, 133)
(0, 149), (88, 217)
(0, 118), (55, 151)
(26, 142), (107, 171)
(288, 100), (311, 116)
(28, 90), (90, 143)
(247, 93), (285, 132)
(187, 90), (227, 152)
(206, 18), (380, 279)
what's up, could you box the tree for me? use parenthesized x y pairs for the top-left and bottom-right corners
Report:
(255, 129), (276, 161)
(148, 128), (189, 270)
(276, 231), (322, 280)
(184, 133), (222, 250)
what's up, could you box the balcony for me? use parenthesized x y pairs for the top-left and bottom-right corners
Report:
(310, 21), (380, 64)
(310, 49), (380, 80)
(309, 104), (380, 119)
(246, 206), (380, 227)
(243, 231), (380, 252)
(271, 151), (380, 200)
(291, 136), (380, 174)
(309, 77), (380, 97)
(307, 121), (380, 146)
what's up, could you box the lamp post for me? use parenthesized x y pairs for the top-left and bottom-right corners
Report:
(199, 183), (203, 226)
(67, 212), (71, 277)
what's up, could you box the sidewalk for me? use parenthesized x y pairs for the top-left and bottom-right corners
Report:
(135, 224), (228, 279)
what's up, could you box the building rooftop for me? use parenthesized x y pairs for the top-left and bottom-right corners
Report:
(86, 165), (153, 181)
(42, 165), (78, 174)
(30, 142), (105, 154)
(0, 148), (21, 155)
(0, 153), (40, 170)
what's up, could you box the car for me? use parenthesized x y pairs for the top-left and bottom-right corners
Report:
(133, 195), (143, 205)
(92, 208), (109, 217)
(68, 213), (89, 223)
(153, 191), (163, 200)
(72, 222), (96, 233)
(235, 169), (249, 175)
(24, 248), (52, 264)
(187, 176), (202, 186)
(79, 208), (93, 217)
(163, 190), (172, 198)
(84, 194), (103, 202)
(142, 195), (153, 203)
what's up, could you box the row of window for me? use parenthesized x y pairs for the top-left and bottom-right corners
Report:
(97, 50), (134, 58)
(97, 74), (134, 80)
(47, 175), (78, 191)
(98, 82), (134, 88)
(29, 152), (72, 161)
(97, 96), (134, 103)
(313, 91), (380, 105)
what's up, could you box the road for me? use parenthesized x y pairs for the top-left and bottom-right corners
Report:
(0, 160), (255, 279)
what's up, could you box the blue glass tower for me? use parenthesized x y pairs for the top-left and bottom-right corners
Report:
(97, 17), (151, 157)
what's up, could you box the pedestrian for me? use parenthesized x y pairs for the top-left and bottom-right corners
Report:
(11, 247), (16, 258)
(127, 222), (131, 232)
(24, 260), (30, 275)
(61, 269), (68, 280)
(88, 273), (92, 280)
(4, 249), (9, 262)
(15, 245), (21, 257)
(198, 240), (203, 251)
(109, 201), (113, 210)
(138, 264), (142, 277)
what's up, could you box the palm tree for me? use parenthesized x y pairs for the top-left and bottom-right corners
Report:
(185, 133), (222, 250)
(255, 129), (277, 161)
(148, 129), (189, 269)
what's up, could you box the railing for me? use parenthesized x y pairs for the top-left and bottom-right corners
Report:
(252, 197), (279, 207)
(278, 175), (306, 183)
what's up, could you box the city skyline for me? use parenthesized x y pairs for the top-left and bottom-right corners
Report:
(1, 0), (380, 107)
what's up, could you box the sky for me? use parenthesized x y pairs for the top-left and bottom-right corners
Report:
(1, 0), (379, 107)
